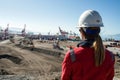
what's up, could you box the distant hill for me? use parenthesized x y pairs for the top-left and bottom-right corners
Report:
(102, 34), (120, 40)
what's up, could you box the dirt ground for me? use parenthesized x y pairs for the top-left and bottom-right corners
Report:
(0, 40), (63, 80)
(0, 39), (120, 80)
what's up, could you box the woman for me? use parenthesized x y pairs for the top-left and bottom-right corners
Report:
(61, 10), (115, 80)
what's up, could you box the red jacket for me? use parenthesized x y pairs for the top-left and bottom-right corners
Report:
(61, 47), (115, 80)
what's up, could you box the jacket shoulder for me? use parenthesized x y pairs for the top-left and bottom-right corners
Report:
(69, 47), (89, 62)
(105, 49), (115, 62)
(63, 47), (82, 62)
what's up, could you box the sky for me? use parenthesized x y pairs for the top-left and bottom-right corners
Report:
(0, 0), (120, 35)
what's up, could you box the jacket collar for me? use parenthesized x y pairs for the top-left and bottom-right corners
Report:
(77, 39), (95, 47)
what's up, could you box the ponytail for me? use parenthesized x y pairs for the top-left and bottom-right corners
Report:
(80, 27), (105, 66)
(92, 35), (105, 67)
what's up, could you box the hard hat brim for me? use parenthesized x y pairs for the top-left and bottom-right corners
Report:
(76, 24), (104, 28)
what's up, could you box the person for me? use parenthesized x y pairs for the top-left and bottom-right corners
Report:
(61, 10), (115, 80)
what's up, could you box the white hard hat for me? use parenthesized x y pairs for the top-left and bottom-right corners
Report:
(77, 10), (104, 27)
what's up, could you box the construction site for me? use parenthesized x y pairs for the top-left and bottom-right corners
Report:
(0, 26), (119, 80)
(0, 35), (76, 79)
(0, 35), (119, 80)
